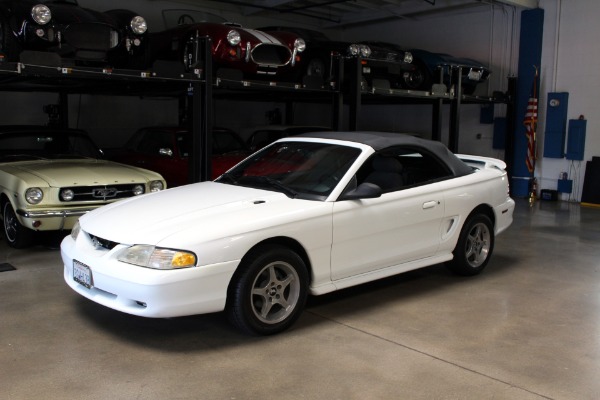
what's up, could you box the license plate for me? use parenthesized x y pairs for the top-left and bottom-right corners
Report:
(73, 260), (93, 289)
(468, 69), (483, 81)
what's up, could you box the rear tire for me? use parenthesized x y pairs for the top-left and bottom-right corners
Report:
(227, 245), (308, 335)
(2, 201), (34, 248)
(446, 214), (494, 276)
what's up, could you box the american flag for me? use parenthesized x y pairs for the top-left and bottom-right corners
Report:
(523, 71), (538, 173)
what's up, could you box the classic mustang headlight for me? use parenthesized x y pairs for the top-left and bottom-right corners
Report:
(31, 4), (51, 25)
(294, 38), (306, 53)
(132, 185), (145, 196)
(70, 221), (80, 241)
(404, 51), (413, 64)
(149, 181), (164, 192)
(117, 245), (197, 269)
(25, 188), (43, 204)
(130, 16), (147, 35)
(60, 189), (75, 201)
(227, 30), (241, 46)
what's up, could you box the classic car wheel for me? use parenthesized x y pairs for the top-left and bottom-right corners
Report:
(2, 202), (33, 248)
(227, 245), (308, 335)
(402, 61), (432, 91)
(447, 214), (494, 276)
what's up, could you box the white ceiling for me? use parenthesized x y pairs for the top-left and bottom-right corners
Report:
(165, 0), (538, 27)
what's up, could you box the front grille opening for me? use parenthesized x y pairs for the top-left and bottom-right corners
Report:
(88, 234), (119, 250)
(60, 184), (144, 202)
(251, 44), (291, 66)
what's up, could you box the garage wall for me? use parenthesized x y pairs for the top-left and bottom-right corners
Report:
(536, 0), (598, 201)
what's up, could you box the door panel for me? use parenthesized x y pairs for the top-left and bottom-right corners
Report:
(331, 186), (444, 281)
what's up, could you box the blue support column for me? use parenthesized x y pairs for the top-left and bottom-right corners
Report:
(512, 8), (544, 197)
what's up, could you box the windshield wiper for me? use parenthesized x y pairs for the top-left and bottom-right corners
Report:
(219, 172), (238, 185)
(254, 176), (298, 198)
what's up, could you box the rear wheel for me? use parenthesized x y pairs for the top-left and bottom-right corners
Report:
(447, 214), (494, 276)
(227, 245), (308, 335)
(2, 201), (33, 248)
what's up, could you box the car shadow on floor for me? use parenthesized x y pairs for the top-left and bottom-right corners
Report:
(70, 254), (519, 351)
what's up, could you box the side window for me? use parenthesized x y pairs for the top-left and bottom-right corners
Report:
(356, 147), (452, 193)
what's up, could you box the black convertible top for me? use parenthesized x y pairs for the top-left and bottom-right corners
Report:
(294, 131), (474, 177)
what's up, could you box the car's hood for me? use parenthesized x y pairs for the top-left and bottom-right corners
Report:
(2, 159), (161, 187)
(80, 181), (325, 247)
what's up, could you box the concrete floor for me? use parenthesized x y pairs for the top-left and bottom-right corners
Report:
(1, 199), (600, 400)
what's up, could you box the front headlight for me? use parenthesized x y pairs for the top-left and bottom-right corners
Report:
(130, 16), (147, 35)
(348, 44), (359, 56)
(31, 4), (51, 25)
(404, 51), (413, 64)
(25, 188), (43, 204)
(60, 189), (74, 201)
(149, 180), (164, 192)
(117, 245), (197, 269)
(294, 38), (306, 53)
(359, 45), (371, 58)
(132, 185), (145, 196)
(227, 30), (241, 46)
(70, 221), (80, 241)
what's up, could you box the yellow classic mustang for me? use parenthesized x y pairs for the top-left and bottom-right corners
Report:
(0, 126), (166, 248)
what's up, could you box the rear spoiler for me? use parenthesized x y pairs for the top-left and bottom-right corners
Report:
(456, 154), (507, 171)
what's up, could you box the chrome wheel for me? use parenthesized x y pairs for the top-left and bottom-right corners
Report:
(227, 245), (308, 335)
(464, 222), (491, 268)
(447, 213), (494, 276)
(3, 202), (18, 243)
(251, 261), (301, 324)
(2, 202), (33, 248)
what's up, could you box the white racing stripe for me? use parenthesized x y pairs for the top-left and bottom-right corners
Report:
(245, 28), (283, 45)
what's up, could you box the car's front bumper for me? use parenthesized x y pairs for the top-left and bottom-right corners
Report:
(60, 234), (240, 318)
(16, 207), (97, 231)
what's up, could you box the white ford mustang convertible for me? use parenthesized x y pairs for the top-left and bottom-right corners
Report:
(61, 132), (514, 335)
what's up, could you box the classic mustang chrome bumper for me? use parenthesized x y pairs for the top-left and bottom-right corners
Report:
(16, 207), (96, 230)
(17, 208), (96, 218)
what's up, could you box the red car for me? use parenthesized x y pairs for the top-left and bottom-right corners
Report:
(147, 10), (305, 78)
(106, 126), (250, 187)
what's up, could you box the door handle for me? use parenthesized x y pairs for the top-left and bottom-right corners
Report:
(422, 201), (439, 209)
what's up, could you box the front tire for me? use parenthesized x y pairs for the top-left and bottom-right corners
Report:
(2, 201), (33, 248)
(227, 245), (308, 335)
(447, 214), (494, 276)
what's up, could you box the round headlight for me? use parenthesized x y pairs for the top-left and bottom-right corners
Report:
(359, 45), (371, 58)
(25, 188), (43, 204)
(31, 4), (51, 25)
(294, 38), (306, 53)
(404, 52), (413, 64)
(227, 30), (241, 46)
(132, 185), (145, 196)
(348, 44), (359, 56)
(149, 181), (164, 192)
(60, 189), (74, 202)
(130, 16), (147, 35)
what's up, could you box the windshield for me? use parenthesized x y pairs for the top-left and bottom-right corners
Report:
(0, 131), (102, 161)
(216, 141), (361, 200)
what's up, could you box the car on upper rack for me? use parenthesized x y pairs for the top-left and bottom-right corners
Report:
(145, 10), (305, 79)
(105, 126), (250, 188)
(0, 126), (166, 248)
(257, 26), (414, 88)
(61, 131), (515, 335)
(0, 0), (149, 67)
(362, 41), (490, 94)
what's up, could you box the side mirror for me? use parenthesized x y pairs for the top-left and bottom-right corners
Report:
(339, 182), (382, 200)
(159, 148), (173, 157)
